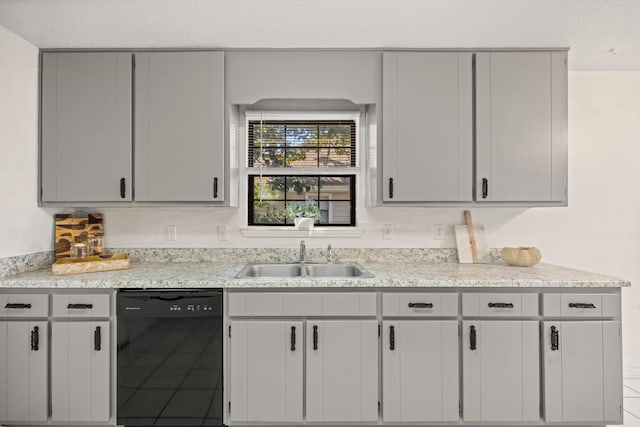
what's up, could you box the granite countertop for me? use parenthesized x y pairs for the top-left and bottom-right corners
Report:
(0, 260), (630, 289)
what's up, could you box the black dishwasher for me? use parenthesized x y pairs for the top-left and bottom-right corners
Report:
(117, 289), (223, 427)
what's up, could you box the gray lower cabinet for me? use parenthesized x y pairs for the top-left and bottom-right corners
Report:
(306, 320), (378, 422)
(475, 51), (567, 202)
(0, 321), (48, 423)
(382, 320), (459, 422)
(41, 52), (133, 202)
(134, 51), (225, 202)
(229, 321), (303, 422)
(382, 52), (473, 202)
(543, 321), (623, 424)
(51, 321), (110, 423)
(462, 320), (540, 422)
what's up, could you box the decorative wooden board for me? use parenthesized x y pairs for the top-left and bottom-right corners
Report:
(51, 254), (130, 276)
(55, 213), (104, 260)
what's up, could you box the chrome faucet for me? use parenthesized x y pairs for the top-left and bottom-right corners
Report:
(299, 240), (306, 263)
(326, 244), (333, 264)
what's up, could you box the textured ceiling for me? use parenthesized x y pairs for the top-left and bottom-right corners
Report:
(0, 0), (639, 69)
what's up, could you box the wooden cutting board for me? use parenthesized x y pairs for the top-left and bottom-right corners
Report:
(55, 213), (104, 260)
(454, 211), (490, 264)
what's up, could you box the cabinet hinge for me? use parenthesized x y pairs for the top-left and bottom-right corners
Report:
(228, 325), (231, 338)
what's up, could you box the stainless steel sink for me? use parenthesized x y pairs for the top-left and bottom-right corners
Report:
(235, 263), (374, 279)
(235, 263), (303, 278)
(304, 264), (374, 278)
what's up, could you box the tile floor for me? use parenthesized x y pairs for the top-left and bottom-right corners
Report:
(618, 370), (640, 426)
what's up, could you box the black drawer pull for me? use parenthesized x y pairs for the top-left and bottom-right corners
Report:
(313, 325), (318, 351)
(482, 178), (488, 199)
(408, 302), (433, 309)
(5, 303), (32, 309)
(290, 326), (296, 352)
(94, 326), (101, 351)
(568, 303), (596, 309)
(389, 325), (395, 351)
(120, 177), (126, 199)
(389, 178), (394, 199)
(551, 325), (559, 351)
(31, 326), (39, 351)
(68, 303), (93, 309)
(470, 325), (477, 350)
(488, 302), (514, 308)
(213, 177), (219, 199)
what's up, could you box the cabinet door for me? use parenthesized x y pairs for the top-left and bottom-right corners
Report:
(0, 321), (48, 422)
(543, 321), (622, 424)
(476, 51), (567, 202)
(306, 320), (378, 422)
(51, 321), (110, 422)
(135, 51), (225, 201)
(41, 52), (132, 202)
(383, 320), (459, 422)
(229, 321), (303, 422)
(382, 52), (473, 202)
(462, 320), (539, 422)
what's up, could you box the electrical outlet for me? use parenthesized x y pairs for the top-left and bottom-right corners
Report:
(166, 225), (177, 241)
(217, 225), (228, 241)
(434, 224), (445, 240)
(382, 224), (393, 240)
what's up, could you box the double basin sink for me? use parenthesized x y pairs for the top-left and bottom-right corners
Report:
(236, 263), (374, 279)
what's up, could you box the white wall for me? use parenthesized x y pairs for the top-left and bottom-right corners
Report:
(0, 26), (53, 258)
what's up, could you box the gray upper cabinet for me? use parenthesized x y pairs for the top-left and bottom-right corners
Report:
(382, 52), (473, 202)
(543, 321), (622, 424)
(135, 51), (225, 202)
(476, 51), (567, 202)
(41, 52), (132, 202)
(0, 321), (48, 423)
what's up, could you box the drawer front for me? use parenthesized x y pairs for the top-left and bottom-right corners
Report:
(463, 293), (538, 317)
(383, 293), (458, 317)
(228, 292), (376, 316)
(543, 293), (619, 317)
(0, 294), (49, 317)
(52, 294), (110, 318)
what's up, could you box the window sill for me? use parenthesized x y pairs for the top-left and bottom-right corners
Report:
(240, 227), (365, 238)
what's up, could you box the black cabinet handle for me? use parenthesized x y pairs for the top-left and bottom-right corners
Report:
(568, 303), (596, 309)
(67, 303), (93, 309)
(290, 326), (296, 352)
(313, 325), (318, 351)
(94, 326), (102, 351)
(388, 178), (394, 199)
(488, 302), (514, 308)
(31, 326), (39, 351)
(389, 325), (395, 351)
(551, 325), (559, 351)
(408, 302), (433, 309)
(120, 177), (126, 199)
(470, 325), (477, 350)
(213, 177), (218, 199)
(482, 178), (488, 199)
(5, 303), (32, 309)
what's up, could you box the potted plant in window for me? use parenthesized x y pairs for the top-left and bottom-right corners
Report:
(287, 203), (321, 230)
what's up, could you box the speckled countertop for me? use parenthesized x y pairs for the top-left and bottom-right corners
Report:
(0, 261), (630, 289)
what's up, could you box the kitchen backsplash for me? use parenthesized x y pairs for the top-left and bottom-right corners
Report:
(0, 251), (54, 278)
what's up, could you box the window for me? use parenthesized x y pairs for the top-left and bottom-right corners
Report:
(247, 119), (357, 226)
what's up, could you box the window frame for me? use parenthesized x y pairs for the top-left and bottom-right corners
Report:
(242, 111), (362, 229)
